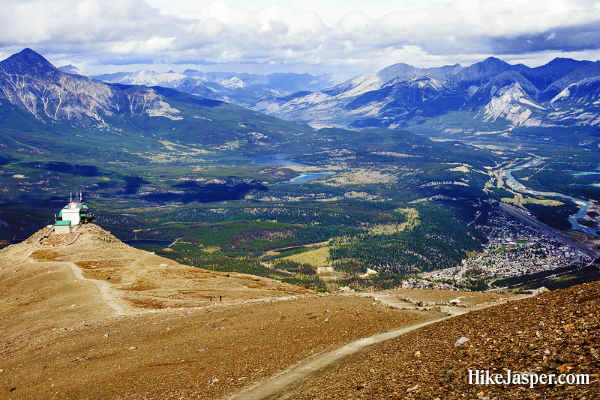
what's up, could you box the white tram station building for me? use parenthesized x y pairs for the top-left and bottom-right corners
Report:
(54, 192), (94, 233)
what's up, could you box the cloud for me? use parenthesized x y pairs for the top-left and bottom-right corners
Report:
(486, 22), (600, 55)
(1, 0), (600, 75)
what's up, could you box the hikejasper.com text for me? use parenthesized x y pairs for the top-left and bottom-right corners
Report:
(469, 369), (590, 389)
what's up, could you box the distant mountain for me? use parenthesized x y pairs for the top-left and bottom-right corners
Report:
(58, 64), (87, 76)
(92, 69), (344, 107)
(252, 57), (600, 132)
(0, 49), (184, 128)
(0, 48), (315, 160)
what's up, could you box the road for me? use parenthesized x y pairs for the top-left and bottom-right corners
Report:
(499, 202), (598, 260)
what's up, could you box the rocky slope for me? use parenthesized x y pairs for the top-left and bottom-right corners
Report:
(1, 223), (310, 313)
(1, 223), (596, 399)
(272, 281), (600, 399)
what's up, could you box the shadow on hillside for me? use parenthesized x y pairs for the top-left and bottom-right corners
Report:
(20, 161), (101, 177)
(0, 155), (16, 166)
(122, 176), (149, 195)
(142, 182), (267, 204)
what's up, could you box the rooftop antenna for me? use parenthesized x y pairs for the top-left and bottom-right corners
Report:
(80, 190), (82, 203)
(70, 192), (72, 203)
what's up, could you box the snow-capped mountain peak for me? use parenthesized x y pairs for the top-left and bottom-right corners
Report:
(476, 83), (545, 127)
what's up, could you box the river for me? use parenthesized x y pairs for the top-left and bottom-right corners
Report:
(504, 157), (598, 237)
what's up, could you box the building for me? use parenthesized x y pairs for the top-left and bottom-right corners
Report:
(54, 220), (71, 234)
(54, 192), (94, 233)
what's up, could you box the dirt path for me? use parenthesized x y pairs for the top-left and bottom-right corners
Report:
(227, 293), (520, 400)
(226, 315), (450, 400)
(66, 261), (128, 315)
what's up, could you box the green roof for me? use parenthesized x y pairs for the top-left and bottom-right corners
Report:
(63, 206), (68, 209)
(55, 221), (71, 226)
(82, 205), (89, 210)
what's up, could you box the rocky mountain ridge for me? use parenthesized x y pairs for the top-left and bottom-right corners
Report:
(277, 280), (600, 399)
(91, 68), (343, 107)
(0, 49), (183, 128)
(4, 48), (600, 136)
(252, 57), (600, 131)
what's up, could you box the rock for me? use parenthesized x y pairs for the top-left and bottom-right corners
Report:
(454, 337), (470, 347)
(406, 384), (419, 392)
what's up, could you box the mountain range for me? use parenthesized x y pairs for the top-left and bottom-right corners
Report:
(2, 48), (600, 137)
(90, 69), (343, 107)
(0, 48), (316, 156)
(251, 57), (600, 131)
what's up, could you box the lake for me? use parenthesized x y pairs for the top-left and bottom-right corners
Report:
(252, 154), (334, 185)
(276, 172), (334, 185)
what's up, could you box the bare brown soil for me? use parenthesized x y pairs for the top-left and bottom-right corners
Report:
(0, 224), (472, 399)
(271, 282), (600, 399)
(39, 233), (77, 246)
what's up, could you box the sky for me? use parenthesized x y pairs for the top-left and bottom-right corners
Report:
(1, 0), (600, 77)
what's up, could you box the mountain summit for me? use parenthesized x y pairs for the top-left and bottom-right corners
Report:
(0, 48), (58, 77)
(0, 48), (182, 127)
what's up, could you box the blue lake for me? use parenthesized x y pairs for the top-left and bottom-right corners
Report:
(252, 154), (334, 185)
(276, 172), (334, 185)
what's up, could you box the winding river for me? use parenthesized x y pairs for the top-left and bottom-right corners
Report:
(504, 157), (598, 237)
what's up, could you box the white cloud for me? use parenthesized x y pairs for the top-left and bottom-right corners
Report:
(1, 0), (600, 76)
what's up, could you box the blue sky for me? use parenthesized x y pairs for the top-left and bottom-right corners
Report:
(2, 0), (600, 76)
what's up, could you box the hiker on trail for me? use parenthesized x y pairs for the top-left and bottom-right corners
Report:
(219, 295), (222, 302)
(210, 296), (212, 302)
